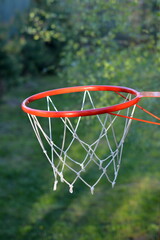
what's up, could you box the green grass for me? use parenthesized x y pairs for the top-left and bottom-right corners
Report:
(0, 76), (160, 240)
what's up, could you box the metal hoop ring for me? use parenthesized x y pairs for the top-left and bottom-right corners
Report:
(21, 85), (141, 118)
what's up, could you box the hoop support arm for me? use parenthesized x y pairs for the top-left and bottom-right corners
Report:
(139, 92), (160, 98)
(21, 86), (160, 122)
(112, 91), (160, 125)
(109, 112), (160, 125)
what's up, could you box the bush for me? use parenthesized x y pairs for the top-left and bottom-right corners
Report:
(21, 37), (62, 75)
(1, 0), (159, 97)
(21, 3), (66, 75)
(55, 0), (160, 88)
(0, 36), (22, 98)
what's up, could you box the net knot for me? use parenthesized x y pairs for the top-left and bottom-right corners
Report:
(99, 161), (103, 170)
(69, 185), (73, 193)
(114, 149), (119, 155)
(77, 171), (82, 177)
(64, 150), (67, 156)
(80, 163), (85, 171)
(73, 132), (78, 139)
(114, 171), (118, 177)
(88, 146), (93, 152)
(90, 186), (94, 195)
(53, 180), (58, 191)
(105, 129), (108, 134)
(103, 168), (107, 174)
(110, 150), (115, 156)
(121, 139), (125, 144)
(59, 172), (64, 182)
(112, 181), (116, 188)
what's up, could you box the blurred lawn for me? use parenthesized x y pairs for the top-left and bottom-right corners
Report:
(0, 76), (160, 240)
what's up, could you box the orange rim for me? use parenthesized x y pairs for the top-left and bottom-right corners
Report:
(21, 85), (140, 118)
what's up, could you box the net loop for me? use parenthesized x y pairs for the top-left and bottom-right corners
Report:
(90, 186), (94, 195)
(53, 180), (58, 191)
(69, 185), (74, 194)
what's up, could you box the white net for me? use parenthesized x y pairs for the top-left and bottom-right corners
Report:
(27, 90), (136, 194)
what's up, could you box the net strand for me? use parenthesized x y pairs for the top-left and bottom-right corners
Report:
(47, 96), (58, 190)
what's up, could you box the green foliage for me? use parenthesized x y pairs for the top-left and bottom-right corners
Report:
(55, 0), (160, 87)
(0, 0), (65, 97)
(25, 7), (66, 42)
(0, 35), (22, 98)
(20, 1), (66, 75)
(1, 0), (159, 94)
(21, 38), (60, 74)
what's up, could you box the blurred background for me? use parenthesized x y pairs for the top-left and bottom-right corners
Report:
(0, 0), (160, 239)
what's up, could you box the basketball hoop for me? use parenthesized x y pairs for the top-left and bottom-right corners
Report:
(21, 85), (160, 193)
